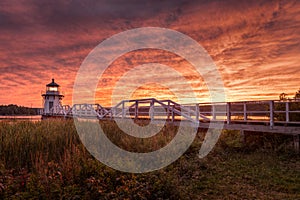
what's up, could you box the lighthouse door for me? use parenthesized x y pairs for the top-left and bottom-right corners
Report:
(49, 101), (53, 111)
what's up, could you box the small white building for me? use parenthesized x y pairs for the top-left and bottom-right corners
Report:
(41, 79), (64, 114)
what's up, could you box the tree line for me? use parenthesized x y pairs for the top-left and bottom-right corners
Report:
(276, 89), (300, 122)
(279, 89), (300, 100)
(0, 104), (39, 115)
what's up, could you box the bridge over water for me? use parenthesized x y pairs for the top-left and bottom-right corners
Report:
(42, 98), (300, 151)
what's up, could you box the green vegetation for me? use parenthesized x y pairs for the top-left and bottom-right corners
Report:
(279, 89), (300, 101)
(276, 89), (300, 121)
(0, 105), (39, 116)
(0, 120), (299, 199)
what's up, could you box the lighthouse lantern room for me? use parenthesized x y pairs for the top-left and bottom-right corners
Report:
(42, 79), (64, 114)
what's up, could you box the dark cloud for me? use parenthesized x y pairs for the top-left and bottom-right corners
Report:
(0, 0), (300, 106)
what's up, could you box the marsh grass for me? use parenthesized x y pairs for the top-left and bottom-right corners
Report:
(100, 120), (178, 152)
(0, 119), (299, 199)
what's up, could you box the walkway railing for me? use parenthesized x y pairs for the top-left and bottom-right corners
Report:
(42, 98), (300, 152)
(43, 98), (300, 128)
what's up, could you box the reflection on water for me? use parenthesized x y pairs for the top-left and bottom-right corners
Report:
(0, 115), (42, 122)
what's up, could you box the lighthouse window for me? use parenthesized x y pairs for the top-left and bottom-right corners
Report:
(49, 87), (58, 92)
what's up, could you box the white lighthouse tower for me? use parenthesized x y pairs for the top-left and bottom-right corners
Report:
(42, 79), (64, 114)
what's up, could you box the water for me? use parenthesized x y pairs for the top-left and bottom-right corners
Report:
(0, 115), (42, 122)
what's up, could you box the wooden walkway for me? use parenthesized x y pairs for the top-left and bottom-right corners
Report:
(42, 98), (300, 151)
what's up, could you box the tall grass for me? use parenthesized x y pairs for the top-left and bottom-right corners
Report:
(0, 120), (83, 170)
(0, 120), (299, 199)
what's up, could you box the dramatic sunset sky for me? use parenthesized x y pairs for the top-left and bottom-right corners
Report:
(0, 0), (300, 107)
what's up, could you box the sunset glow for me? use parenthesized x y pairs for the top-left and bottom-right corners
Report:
(1, 0), (300, 107)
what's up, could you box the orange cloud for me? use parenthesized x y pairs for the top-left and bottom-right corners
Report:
(0, 0), (300, 107)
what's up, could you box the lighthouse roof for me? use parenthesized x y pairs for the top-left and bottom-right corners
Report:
(46, 79), (60, 87)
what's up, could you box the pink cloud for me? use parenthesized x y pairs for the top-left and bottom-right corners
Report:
(0, 0), (300, 107)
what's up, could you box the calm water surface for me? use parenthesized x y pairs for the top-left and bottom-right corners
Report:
(0, 115), (42, 122)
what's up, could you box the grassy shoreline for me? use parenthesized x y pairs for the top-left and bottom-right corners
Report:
(0, 120), (299, 199)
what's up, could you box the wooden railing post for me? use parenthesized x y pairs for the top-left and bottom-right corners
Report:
(167, 101), (170, 120)
(227, 102), (231, 124)
(110, 108), (113, 120)
(212, 104), (216, 120)
(195, 104), (199, 122)
(79, 104), (82, 117)
(286, 101), (289, 122)
(270, 100), (274, 127)
(171, 105), (175, 122)
(150, 100), (154, 121)
(122, 101), (125, 119)
(243, 102), (247, 121)
(135, 100), (138, 119)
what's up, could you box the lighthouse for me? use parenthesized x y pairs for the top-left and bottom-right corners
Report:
(42, 79), (64, 114)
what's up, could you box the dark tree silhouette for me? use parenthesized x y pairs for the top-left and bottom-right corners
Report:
(295, 89), (300, 99)
(276, 90), (300, 121)
(0, 105), (39, 115)
(279, 93), (288, 100)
